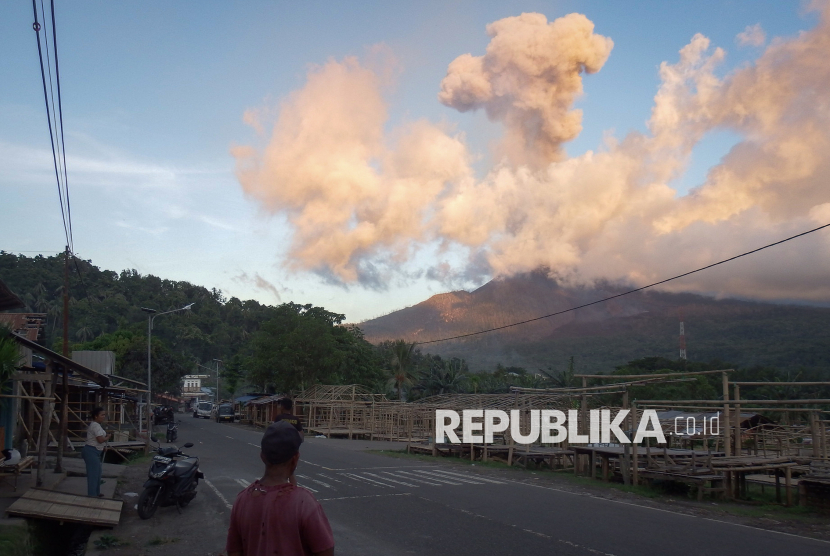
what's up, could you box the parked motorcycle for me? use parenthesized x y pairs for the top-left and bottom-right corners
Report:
(137, 439), (203, 519)
(166, 420), (179, 443)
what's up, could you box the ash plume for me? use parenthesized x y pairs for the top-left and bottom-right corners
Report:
(233, 7), (830, 304)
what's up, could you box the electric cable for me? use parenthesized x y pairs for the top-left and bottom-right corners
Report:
(416, 222), (830, 346)
(49, 0), (73, 251)
(31, 0), (70, 249)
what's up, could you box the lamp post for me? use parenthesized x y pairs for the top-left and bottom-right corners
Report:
(141, 303), (194, 450)
(213, 358), (222, 403)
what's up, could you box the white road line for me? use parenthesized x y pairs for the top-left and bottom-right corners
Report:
(363, 472), (418, 487)
(316, 473), (345, 483)
(412, 470), (484, 484)
(317, 493), (411, 502)
(226, 435), (234, 439)
(296, 474), (336, 490)
(298, 484), (319, 493)
(340, 473), (395, 488)
(300, 460), (335, 470)
(248, 443), (259, 448)
(396, 470), (463, 485)
(203, 479), (233, 510)
(235, 478), (250, 488)
(431, 470), (505, 484)
(381, 471), (442, 486)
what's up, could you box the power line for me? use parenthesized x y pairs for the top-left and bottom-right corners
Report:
(49, 0), (73, 252)
(416, 222), (830, 346)
(31, 0), (70, 249)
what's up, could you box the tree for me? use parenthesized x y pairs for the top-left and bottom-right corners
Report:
(247, 303), (381, 392)
(0, 327), (20, 391)
(220, 355), (246, 400)
(388, 340), (417, 401)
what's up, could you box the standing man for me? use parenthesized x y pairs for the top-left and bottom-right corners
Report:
(273, 398), (303, 436)
(226, 421), (334, 556)
(273, 397), (303, 486)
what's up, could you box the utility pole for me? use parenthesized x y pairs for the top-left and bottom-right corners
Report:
(62, 245), (69, 357)
(214, 359), (222, 403)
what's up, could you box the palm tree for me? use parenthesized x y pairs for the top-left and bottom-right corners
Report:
(541, 356), (576, 388)
(76, 325), (94, 342)
(389, 339), (416, 401)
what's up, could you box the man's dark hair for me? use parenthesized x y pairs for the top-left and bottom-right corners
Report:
(90, 407), (105, 420)
(277, 398), (293, 411)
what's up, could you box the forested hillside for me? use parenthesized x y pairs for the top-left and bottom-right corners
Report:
(0, 252), (384, 395)
(3, 253), (827, 402)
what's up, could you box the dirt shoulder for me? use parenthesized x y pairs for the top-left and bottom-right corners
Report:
(85, 457), (228, 556)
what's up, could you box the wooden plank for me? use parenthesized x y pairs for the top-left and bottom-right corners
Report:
(5, 488), (123, 527)
(23, 489), (122, 511)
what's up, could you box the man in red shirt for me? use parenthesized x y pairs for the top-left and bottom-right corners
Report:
(226, 421), (334, 556)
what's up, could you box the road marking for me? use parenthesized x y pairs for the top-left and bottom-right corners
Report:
(296, 474), (336, 490)
(226, 435), (234, 439)
(430, 470), (505, 484)
(300, 460), (335, 470)
(396, 470), (463, 485)
(235, 478), (250, 488)
(204, 479), (233, 510)
(318, 493), (411, 502)
(362, 472), (418, 487)
(381, 471), (442, 486)
(340, 472), (395, 488)
(411, 470), (484, 484)
(248, 443), (259, 448)
(316, 473), (345, 484)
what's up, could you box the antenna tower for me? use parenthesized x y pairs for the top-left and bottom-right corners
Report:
(678, 308), (687, 360)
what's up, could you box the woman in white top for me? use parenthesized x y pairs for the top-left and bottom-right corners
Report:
(82, 407), (110, 497)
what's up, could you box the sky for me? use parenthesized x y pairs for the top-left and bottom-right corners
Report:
(2, 1), (829, 323)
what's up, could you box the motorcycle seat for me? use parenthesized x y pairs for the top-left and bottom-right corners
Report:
(174, 457), (198, 476)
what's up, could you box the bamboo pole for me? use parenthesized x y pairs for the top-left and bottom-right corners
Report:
(36, 365), (55, 487)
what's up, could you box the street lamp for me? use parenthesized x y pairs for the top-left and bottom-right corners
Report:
(141, 303), (194, 448)
(213, 358), (222, 403)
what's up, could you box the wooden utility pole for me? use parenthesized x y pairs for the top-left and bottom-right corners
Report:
(62, 246), (69, 357)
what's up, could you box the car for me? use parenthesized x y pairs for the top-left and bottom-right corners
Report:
(194, 401), (213, 419)
(215, 403), (234, 423)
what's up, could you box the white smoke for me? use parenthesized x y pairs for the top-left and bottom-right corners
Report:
(234, 7), (830, 303)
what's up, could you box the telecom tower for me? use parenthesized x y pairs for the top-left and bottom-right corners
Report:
(678, 309), (687, 360)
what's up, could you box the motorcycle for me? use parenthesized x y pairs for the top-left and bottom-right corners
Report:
(165, 420), (179, 443)
(137, 439), (203, 519)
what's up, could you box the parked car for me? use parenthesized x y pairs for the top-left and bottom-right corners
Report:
(215, 403), (234, 423)
(193, 401), (213, 419)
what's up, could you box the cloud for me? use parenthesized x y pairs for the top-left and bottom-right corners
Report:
(234, 8), (830, 304)
(232, 271), (282, 302)
(736, 24), (766, 47)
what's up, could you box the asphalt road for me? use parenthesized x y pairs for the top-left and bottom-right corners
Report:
(171, 416), (829, 556)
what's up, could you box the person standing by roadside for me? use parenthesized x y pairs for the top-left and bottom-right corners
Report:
(273, 398), (303, 436)
(82, 407), (109, 497)
(226, 421), (334, 556)
(273, 397), (303, 486)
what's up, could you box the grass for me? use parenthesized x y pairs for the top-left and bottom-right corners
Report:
(93, 534), (130, 549)
(0, 523), (32, 556)
(148, 536), (179, 546)
(368, 449), (825, 521)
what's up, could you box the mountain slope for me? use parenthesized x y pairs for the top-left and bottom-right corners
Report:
(360, 270), (830, 374)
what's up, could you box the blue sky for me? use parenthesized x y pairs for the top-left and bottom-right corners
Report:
(0, 1), (822, 321)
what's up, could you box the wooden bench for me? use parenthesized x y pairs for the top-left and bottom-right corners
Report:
(0, 456), (35, 491)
